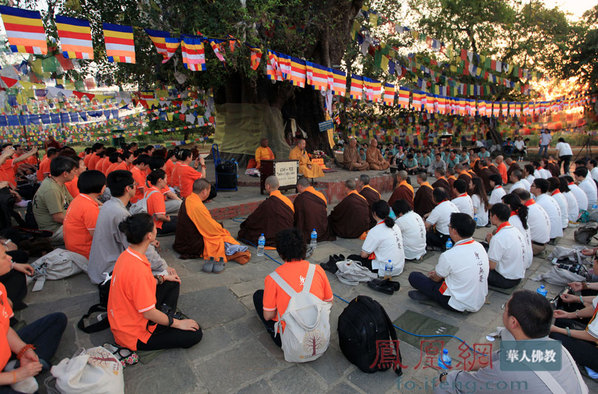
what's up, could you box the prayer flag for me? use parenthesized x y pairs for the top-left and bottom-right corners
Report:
(209, 39), (226, 62)
(56, 15), (93, 59)
(349, 75), (363, 100)
(383, 82), (394, 106)
(249, 46), (262, 70)
(289, 56), (306, 87)
(332, 69), (346, 96)
(181, 35), (206, 71)
(266, 50), (283, 81)
(306, 61), (328, 91)
(0, 6), (47, 55)
(103, 22), (135, 63)
(398, 87), (410, 108)
(145, 29), (180, 63)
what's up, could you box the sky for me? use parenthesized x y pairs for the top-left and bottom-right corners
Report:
(542, 0), (595, 20)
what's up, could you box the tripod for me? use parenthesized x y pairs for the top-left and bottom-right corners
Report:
(573, 135), (593, 162)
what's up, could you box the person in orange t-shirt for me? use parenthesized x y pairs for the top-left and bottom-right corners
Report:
(36, 148), (58, 182)
(63, 170), (105, 259)
(0, 145), (38, 187)
(0, 244), (67, 388)
(253, 228), (333, 347)
(146, 170), (177, 236)
(107, 213), (202, 351)
(177, 149), (206, 198)
(64, 156), (86, 198)
(130, 154), (151, 203)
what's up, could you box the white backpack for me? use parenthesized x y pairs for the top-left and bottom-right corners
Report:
(270, 264), (331, 363)
(30, 248), (88, 291)
(129, 189), (159, 214)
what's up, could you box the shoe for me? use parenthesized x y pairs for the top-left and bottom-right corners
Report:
(368, 279), (394, 295)
(320, 256), (338, 274)
(384, 279), (401, 291)
(212, 260), (225, 273)
(408, 290), (431, 301)
(202, 260), (214, 273)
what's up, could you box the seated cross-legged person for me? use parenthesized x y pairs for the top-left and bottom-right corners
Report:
(424, 187), (459, 251)
(485, 203), (529, 289)
(409, 213), (489, 312)
(530, 178), (563, 241)
(145, 169), (177, 236)
(451, 179), (474, 218)
(488, 174), (506, 208)
(328, 179), (370, 239)
(108, 214), (202, 351)
(63, 170), (106, 259)
(392, 199), (426, 261)
(0, 244), (67, 392)
(253, 228), (333, 347)
(347, 200), (405, 277)
(512, 188), (550, 256)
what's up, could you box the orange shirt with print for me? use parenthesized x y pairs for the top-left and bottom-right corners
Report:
(63, 194), (99, 258)
(65, 176), (79, 198)
(37, 157), (51, 181)
(178, 164), (202, 198)
(0, 159), (16, 187)
(263, 260), (333, 330)
(107, 248), (156, 351)
(145, 186), (166, 230)
(0, 283), (14, 370)
(130, 166), (147, 203)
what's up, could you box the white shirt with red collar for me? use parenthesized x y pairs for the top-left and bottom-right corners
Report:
(451, 193), (474, 218)
(525, 200), (550, 244)
(489, 185), (506, 205)
(550, 190), (569, 229)
(508, 214), (533, 269)
(535, 193), (563, 239)
(488, 222), (528, 280)
(435, 238), (489, 312)
(427, 200), (460, 235)
(569, 183), (588, 211)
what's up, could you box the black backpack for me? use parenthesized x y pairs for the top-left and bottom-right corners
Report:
(574, 222), (598, 245)
(338, 295), (402, 375)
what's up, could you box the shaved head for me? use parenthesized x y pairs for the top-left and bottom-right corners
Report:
(265, 175), (280, 190)
(398, 170), (408, 180)
(359, 174), (370, 185)
(345, 179), (356, 191)
(296, 177), (310, 188)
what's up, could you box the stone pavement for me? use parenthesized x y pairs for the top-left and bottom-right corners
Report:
(16, 189), (598, 394)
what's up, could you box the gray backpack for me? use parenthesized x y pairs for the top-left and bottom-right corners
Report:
(574, 222), (598, 244)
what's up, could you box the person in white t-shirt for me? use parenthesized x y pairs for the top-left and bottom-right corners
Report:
(451, 179), (474, 218)
(392, 199), (426, 261)
(533, 161), (552, 179)
(574, 167), (597, 209)
(547, 177), (569, 229)
(348, 200), (405, 277)
(531, 178), (563, 240)
(502, 193), (533, 269)
(539, 130), (551, 157)
(425, 187), (459, 250)
(408, 212), (488, 312)
(523, 164), (536, 186)
(509, 169), (530, 193)
(559, 176), (580, 223)
(588, 160), (598, 183)
(512, 189), (550, 256)
(566, 175), (588, 211)
(488, 174), (506, 206)
(486, 203), (528, 289)
(513, 136), (526, 161)
(471, 177), (489, 227)
(555, 138), (573, 174)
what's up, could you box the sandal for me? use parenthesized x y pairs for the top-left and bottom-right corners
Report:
(103, 343), (139, 367)
(367, 279), (395, 295)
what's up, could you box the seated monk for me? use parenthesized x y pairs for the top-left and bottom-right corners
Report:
(388, 170), (414, 209)
(254, 138), (275, 169)
(357, 174), (380, 227)
(414, 171), (435, 217)
(173, 179), (250, 268)
(238, 176), (294, 246)
(366, 139), (390, 170)
(343, 138), (369, 171)
(328, 179), (370, 238)
(294, 178), (334, 243)
(289, 138), (324, 179)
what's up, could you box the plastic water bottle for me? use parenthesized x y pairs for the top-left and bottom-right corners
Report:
(592, 203), (597, 210)
(384, 260), (393, 280)
(473, 214), (478, 224)
(310, 229), (318, 249)
(445, 238), (453, 250)
(437, 348), (452, 369)
(536, 285), (548, 297)
(257, 234), (265, 256)
(585, 366), (598, 379)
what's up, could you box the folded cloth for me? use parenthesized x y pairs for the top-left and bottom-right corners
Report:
(335, 259), (377, 286)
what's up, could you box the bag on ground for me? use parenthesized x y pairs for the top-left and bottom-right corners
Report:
(30, 248), (87, 291)
(51, 347), (124, 394)
(338, 295), (402, 375)
(574, 223), (598, 244)
(335, 260), (377, 286)
(269, 264), (331, 363)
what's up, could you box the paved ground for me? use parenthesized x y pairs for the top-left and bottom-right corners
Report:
(17, 188), (598, 394)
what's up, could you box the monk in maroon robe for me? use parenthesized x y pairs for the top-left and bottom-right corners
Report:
(173, 198), (205, 259)
(388, 171), (414, 209)
(294, 178), (334, 243)
(357, 174), (380, 227)
(328, 179), (370, 239)
(414, 172), (435, 217)
(431, 168), (451, 191)
(238, 176), (294, 246)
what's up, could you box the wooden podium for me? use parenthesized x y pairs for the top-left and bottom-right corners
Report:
(260, 160), (298, 194)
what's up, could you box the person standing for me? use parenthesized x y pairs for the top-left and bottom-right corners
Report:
(539, 130), (552, 157)
(555, 137), (573, 175)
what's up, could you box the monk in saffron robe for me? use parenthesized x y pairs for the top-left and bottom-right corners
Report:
(328, 179), (370, 239)
(238, 176), (295, 246)
(357, 174), (381, 227)
(288, 138), (324, 179)
(343, 138), (369, 171)
(414, 171), (435, 217)
(388, 170), (414, 209)
(173, 178), (250, 264)
(294, 178), (334, 243)
(254, 138), (275, 169)
(431, 168), (451, 191)
(366, 139), (390, 170)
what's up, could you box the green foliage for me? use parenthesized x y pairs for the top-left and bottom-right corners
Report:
(560, 5), (598, 90)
